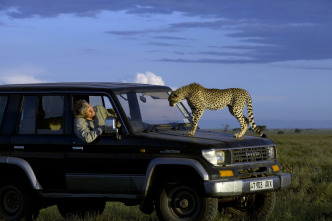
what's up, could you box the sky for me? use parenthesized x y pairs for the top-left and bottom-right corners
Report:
(0, 0), (331, 129)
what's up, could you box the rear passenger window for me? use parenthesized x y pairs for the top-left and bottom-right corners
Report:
(19, 95), (64, 135)
(0, 96), (8, 126)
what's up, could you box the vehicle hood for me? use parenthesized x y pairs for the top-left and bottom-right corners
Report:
(134, 130), (274, 149)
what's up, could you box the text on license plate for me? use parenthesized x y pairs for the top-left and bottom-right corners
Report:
(250, 180), (273, 191)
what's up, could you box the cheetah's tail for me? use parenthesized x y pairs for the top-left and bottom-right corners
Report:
(246, 93), (266, 138)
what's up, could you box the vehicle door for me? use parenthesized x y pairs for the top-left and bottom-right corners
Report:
(64, 94), (133, 194)
(10, 94), (66, 190)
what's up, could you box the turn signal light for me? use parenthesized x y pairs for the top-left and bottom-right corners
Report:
(272, 165), (280, 172)
(219, 170), (234, 177)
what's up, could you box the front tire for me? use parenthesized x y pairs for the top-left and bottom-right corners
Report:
(223, 192), (276, 220)
(155, 182), (218, 221)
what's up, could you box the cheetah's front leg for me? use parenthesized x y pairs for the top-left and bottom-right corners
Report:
(188, 109), (204, 136)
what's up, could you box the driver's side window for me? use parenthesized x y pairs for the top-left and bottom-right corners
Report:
(71, 95), (119, 143)
(71, 95), (117, 122)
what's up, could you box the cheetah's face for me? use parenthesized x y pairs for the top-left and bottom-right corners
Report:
(168, 91), (181, 107)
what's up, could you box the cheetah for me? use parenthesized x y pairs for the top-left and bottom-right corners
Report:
(168, 83), (266, 138)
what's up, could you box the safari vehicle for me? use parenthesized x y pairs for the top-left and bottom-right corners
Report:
(0, 82), (291, 221)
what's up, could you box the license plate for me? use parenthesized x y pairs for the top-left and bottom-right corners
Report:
(250, 180), (273, 191)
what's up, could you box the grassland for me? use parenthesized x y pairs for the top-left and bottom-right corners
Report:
(36, 129), (332, 221)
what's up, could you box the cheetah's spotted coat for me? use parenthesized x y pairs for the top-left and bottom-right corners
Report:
(168, 83), (265, 138)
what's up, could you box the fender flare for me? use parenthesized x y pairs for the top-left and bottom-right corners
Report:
(142, 157), (208, 197)
(0, 157), (42, 190)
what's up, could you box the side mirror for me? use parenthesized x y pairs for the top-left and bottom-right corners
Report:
(105, 117), (121, 140)
(140, 95), (147, 103)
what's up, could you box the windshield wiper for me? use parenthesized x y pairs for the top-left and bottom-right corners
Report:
(143, 123), (189, 133)
(171, 123), (190, 131)
(143, 125), (159, 133)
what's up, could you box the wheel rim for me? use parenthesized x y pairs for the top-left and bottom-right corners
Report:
(168, 186), (200, 218)
(2, 188), (22, 215)
(233, 195), (256, 211)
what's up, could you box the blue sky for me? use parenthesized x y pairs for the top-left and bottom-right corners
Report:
(1, 0), (331, 129)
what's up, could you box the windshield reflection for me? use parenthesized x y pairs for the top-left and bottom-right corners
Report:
(116, 91), (191, 132)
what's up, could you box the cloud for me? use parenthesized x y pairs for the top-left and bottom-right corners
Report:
(168, 19), (241, 30)
(153, 35), (192, 40)
(2, 1), (332, 63)
(135, 72), (165, 85)
(109, 2), (332, 63)
(157, 58), (259, 64)
(163, 19), (332, 63)
(0, 66), (49, 84)
(271, 64), (332, 71)
(105, 30), (147, 36)
(0, 75), (47, 84)
(1, 1), (136, 18)
(2, 1), (331, 24)
(145, 42), (178, 47)
(3, 0), (329, 25)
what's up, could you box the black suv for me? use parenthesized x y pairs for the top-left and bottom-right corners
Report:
(0, 82), (291, 221)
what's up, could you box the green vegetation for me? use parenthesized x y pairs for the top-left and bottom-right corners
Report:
(266, 130), (332, 221)
(36, 130), (332, 221)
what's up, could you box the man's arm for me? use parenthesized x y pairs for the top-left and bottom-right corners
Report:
(74, 118), (103, 143)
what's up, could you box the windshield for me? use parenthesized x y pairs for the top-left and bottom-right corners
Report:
(116, 90), (192, 132)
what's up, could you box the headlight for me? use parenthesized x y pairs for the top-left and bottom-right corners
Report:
(202, 149), (225, 165)
(268, 146), (275, 159)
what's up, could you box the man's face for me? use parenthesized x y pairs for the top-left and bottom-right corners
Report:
(84, 104), (95, 120)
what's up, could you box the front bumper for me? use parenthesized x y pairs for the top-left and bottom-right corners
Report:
(204, 173), (291, 197)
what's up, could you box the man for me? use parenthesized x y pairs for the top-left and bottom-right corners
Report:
(73, 99), (115, 143)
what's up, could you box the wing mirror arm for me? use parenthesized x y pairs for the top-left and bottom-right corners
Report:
(105, 117), (121, 140)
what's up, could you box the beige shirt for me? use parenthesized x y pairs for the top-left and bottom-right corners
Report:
(74, 105), (112, 143)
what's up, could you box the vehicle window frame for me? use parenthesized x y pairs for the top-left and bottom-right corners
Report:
(0, 95), (9, 132)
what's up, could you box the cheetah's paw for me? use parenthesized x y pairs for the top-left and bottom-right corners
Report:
(234, 133), (243, 138)
(187, 131), (195, 136)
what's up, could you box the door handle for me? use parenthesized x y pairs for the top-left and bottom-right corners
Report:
(14, 146), (24, 150)
(72, 146), (84, 151)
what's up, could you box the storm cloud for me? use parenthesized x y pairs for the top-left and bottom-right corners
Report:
(1, 0), (331, 64)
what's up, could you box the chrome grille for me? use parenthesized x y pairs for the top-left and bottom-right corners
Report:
(231, 146), (271, 164)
